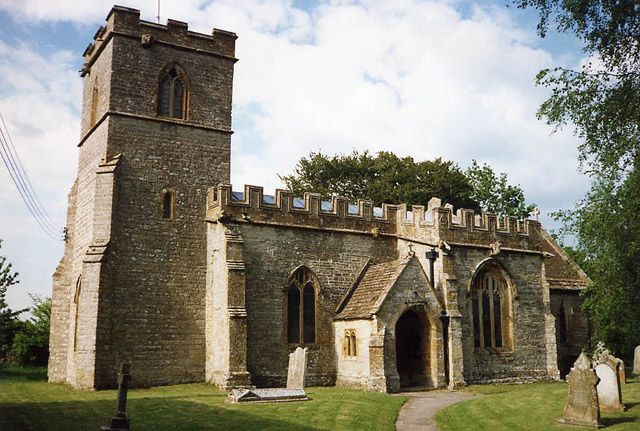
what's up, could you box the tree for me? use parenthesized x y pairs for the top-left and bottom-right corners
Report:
(513, 0), (640, 356)
(280, 151), (479, 210)
(11, 294), (51, 366)
(465, 160), (535, 218)
(0, 239), (24, 361)
(280, 151), (534, 217)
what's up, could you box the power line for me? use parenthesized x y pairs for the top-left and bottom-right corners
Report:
(0, 112), (60, 232)
(0, 112), (64, 241)
(0, 120), (60, 235)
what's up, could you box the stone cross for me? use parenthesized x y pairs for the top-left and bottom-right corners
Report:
(286, 347), (307, 390)
(634, 345), (640, 375)
(558, 353), (602, 428)
(101, 363), (131, 431)
(531, 207), (541, 221)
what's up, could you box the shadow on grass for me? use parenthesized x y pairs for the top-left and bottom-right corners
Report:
(1, 396), (327, 431)
(600, 416), (639, 427)
(0, 366), (47, 380)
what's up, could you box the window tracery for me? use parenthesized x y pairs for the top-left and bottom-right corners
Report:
(286, 267), (317, 344)
(471, 263), (512, 351)
(158, 65), (188, 119)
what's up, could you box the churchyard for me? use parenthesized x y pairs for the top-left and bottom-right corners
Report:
(2, 364), (640, 430)
(0, 366), (404, 431)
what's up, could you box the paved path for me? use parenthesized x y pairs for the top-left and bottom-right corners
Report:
(394, 390), (476, 431)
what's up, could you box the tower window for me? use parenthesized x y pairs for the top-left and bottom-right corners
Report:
(162, 190), (175, 220)
(286, 267), (318, 344)
(90, 81), (99, 127)
(158, 65), (188, 119)
(73, 276), (82, 352)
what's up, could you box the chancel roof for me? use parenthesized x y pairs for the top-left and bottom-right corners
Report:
(539, 229), (590, 290)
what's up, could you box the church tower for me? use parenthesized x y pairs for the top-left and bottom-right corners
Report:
(48, 6), (237, 388)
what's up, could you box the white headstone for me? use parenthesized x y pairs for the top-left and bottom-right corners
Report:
(595, 361), (624, 412)
(634, 345), (640, 375)
(286, 347), (307, 390)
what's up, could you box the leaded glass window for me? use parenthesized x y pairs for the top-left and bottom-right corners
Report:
(470, 264), (512, 350)
(286, 267), (318, 344)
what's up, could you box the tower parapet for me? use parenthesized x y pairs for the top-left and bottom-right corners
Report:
(81, 5), (237, 76)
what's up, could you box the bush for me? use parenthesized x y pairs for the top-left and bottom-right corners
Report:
(11, 295), (50, 366)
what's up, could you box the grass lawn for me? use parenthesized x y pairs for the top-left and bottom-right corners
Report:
(436, 377), (640, 430)
(0, 367), (406, 431)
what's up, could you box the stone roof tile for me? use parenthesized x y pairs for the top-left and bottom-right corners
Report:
(336, 258), (408, 320)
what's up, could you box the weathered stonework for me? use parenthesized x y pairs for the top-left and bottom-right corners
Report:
(50, 6), (590, 392)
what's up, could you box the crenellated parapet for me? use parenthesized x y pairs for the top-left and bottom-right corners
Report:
(207, 184), (400, 235)
(81, 5), (237, 76)
(206, 185), (540, 246)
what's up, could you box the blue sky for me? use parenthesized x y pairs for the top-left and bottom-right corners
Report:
(0, 0), (589, 311)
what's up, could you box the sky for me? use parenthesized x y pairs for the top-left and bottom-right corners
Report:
(0, 0), (591, 312)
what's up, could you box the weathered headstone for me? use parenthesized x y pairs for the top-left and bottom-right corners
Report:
(101, 363), (131, 431)
(286, 346), (307, 390)
(594, 350), (624, 412)
(634, 345), (640, 375)
(617, 358), (626, 385)
(558, 353), (602, 428)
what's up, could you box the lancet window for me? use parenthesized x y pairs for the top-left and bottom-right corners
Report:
(344, 329), (357, 357)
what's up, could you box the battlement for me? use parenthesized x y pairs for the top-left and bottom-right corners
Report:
(81, 5), (237, 76)
(206, 185), (538, 239)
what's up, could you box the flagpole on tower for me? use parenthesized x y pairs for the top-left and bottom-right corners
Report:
(156, 0), (161, 23)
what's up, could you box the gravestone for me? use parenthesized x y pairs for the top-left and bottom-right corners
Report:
(617, 358), (626, 385)
(594, 351), (624, 412)
(101, 363), (131, 431)
(558, 353), (602, 428)
(286, 347), (307, 390)
(634, 345), (640, 375)
(228, 347), (309, 403)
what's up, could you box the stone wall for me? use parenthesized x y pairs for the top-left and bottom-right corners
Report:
(233, 223), (396, 387)
(334, 319), (373, 389)
(454, 248), (557, 383)
(550, 290), (589, 378)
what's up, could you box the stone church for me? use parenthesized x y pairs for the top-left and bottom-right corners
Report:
(48, 6), (590, 392)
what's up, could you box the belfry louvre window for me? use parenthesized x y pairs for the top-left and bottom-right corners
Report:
(158, 65), (188, 119)
(471, 265), (512, 350)
(287, 267), (318, 344)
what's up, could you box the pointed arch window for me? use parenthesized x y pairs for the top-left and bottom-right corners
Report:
(471, 263), (513, 351)
(90, 81), (99, 127)
(287, 267), (318, 344)
(158, 65), (188, 119)
(73, 276), (82, 352)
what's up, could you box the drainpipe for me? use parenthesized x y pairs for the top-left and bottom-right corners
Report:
(426, 248), (450, 387)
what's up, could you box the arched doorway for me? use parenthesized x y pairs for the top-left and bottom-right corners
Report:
(395, 309), (429, 388)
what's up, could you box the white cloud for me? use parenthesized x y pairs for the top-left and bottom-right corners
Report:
(0, 0), (591, 310)
(0, 39), (80, 309)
